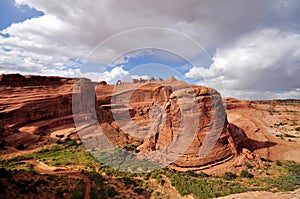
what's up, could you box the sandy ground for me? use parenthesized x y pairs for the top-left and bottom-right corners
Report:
(226, 100), (300, 163)
(215, 189), (300, 199)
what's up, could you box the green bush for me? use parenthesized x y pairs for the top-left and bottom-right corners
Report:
(106, 187), (119, 197)
(240, 170), (253, 178)
(198, 171), (210, 178)
(224, 172), (237, 180)
(245, 161), (253, 169)
(134, 186), (144, 194)
(276, 160), (282, 166)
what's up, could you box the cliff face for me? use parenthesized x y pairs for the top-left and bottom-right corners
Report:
(0, 74), (76, 137)
(0, 74), (248, 169)
(138, 85), (247, 168)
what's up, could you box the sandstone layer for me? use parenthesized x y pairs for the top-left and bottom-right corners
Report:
(0, 74), (249, 169)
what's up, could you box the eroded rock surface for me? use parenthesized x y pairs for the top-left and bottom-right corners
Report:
(0, 74), (248, 169)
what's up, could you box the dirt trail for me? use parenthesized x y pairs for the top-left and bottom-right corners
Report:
(25, 160), (92, 199)
(0, 146), (44, 160)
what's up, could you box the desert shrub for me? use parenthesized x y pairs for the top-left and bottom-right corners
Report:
(261, 158), (273, 163)
(284, 133), (296, 138)
(123, 176), (134, 188)
(87, 172), (105, 187)
(134, 186), (144, 194)
(0, 168), (12, 178)
(142, 172), (151, 180)
(240, 170), (253, 178)
(157, 178), (165, 186)
(245, 161), (253, 169)
(186, 170), (196, 177)
(71, 191), (83, 199)
(198, 171), (210, 177)
(276, 160), (282, 166)
(40, 132), (47, 136)
(71, 180), (86, 199)
(224, 172), (237, 180)
(16, 144), (25, 150)
(0, 140), (6, 150)
(150, 171), (162, 179)
(285, 161), (300, 179)
(106, 187), (119, 197)
(55, 187), (64, 198)
(89, 188), (99, 199)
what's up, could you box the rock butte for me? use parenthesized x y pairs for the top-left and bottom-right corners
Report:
(0, 74), (251, 169)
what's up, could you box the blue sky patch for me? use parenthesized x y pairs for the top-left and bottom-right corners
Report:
(0, 0), (44, 30)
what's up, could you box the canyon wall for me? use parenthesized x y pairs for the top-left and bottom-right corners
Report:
(0, 74), (248, 168)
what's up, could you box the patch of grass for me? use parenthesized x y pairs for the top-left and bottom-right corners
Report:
(295, 127), (300, 132)
(0, 143), (100, 172)
(165, 170), (252, 198)
(29, 144), (100, 169)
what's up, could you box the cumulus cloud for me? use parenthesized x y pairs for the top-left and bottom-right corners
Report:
(3, 1), (298, 68)
(221, 89), (300, 100)
(1, 0), (300, 99)
(186, 28), (300, 99)
(79, 66), (130, 84)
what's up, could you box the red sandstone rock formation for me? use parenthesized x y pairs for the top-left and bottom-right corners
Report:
(138, 84), (248, 168)
(0, 74), (248, 169)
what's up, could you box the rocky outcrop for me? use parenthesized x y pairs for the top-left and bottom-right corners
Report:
(0, 74), (65, 87)
(0, 74), (249, 170)
(139, 85), (248, 168)
(0, 76), (76, 137)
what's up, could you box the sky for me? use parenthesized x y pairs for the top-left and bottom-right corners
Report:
(0, 0), (300, 100)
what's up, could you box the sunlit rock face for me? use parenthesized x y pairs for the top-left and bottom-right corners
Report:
(0, 74), (247, 168)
